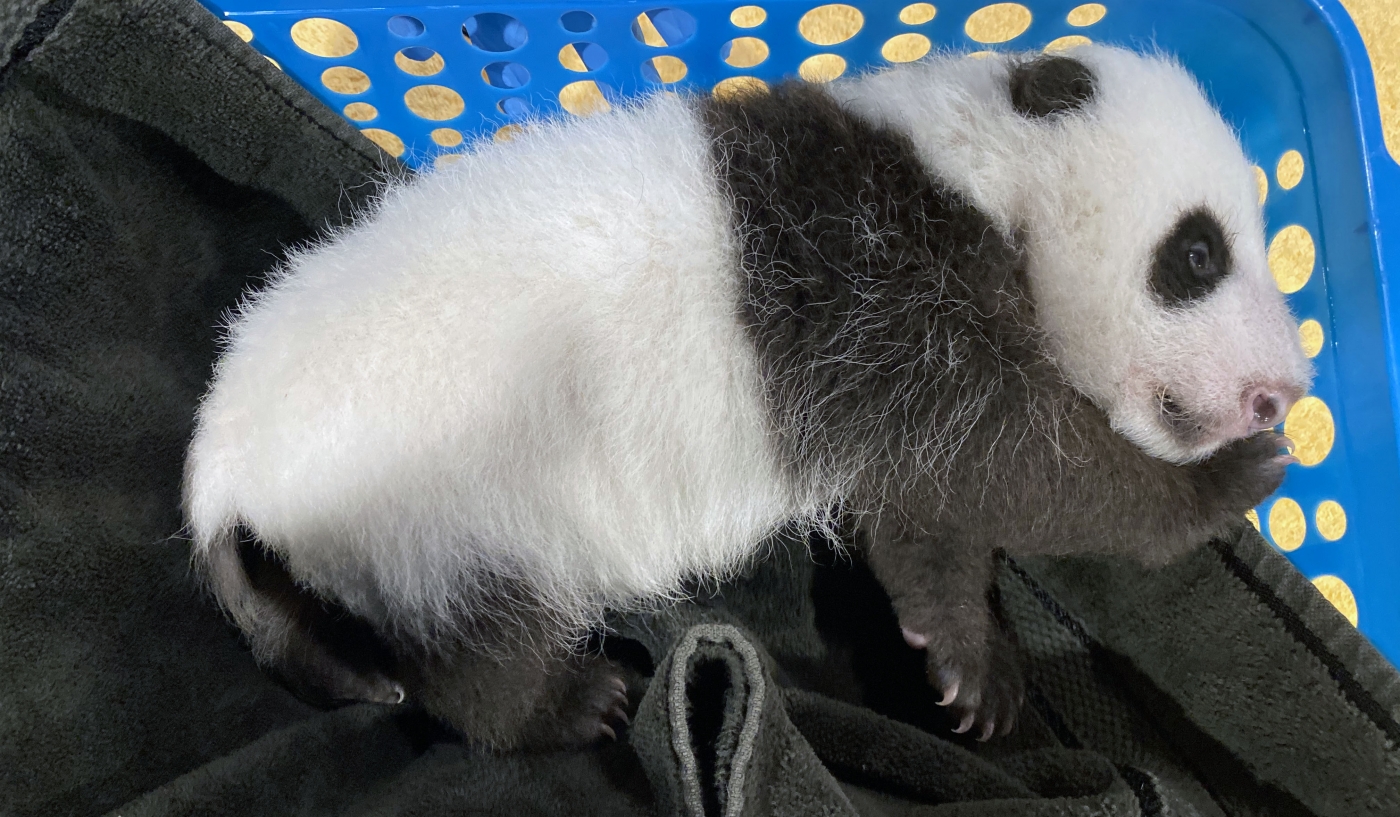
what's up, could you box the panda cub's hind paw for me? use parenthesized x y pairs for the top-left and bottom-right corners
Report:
(559, 664), (632, 745)
(907, 627), (1025, 742)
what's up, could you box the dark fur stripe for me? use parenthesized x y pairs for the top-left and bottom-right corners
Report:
(700, 82), (1040, 499)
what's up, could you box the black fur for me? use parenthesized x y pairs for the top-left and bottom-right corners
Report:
(1008, 55), (1097, 119)
(1150, 208), (1234, 307)
(702, 81), (1287, 738)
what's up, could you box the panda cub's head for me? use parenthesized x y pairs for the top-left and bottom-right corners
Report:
(1010, 47), (1313, 463)
(899, 45), (1315, 464)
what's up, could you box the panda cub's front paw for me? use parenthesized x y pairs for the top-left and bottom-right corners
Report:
(903, 625), (1025, 741)
(1197, 429), (1297, 514)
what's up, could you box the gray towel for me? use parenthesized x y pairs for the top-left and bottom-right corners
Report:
(3, 2), (1397, 815)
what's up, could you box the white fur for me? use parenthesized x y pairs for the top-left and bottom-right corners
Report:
(833, 45), (1313, 462)
(187, 46), (1311, 651)
(186, 93), (819, 645)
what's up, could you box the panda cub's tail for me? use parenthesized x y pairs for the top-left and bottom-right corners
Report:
(191, 520), (405, 706)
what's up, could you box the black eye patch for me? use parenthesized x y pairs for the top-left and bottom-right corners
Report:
(1149, 208), (1233, 307)
(1008, 55), (1097, 119)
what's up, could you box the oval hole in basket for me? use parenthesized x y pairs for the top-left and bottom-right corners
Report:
(560, 10), (596, 33)
(559, 81), (613, 116)
(642, 55), (688, 83)
(965, 3), (1031, 44)
(560, 42), (609, 72)
(291, 18), (358, 58)
(631, 8), (698, 47)
(405, 85), (466, 120)
(899, 3), (937, 25)
(799, 54), (846, 82)
(322, 66), (370, 94)
(387, 15), (425, 38)
(361, 128), (404, 157)
(497, 96), (531, 117)
(482, 62), (531, 89)
(721, 37), (769, 68)
(798, 5), (863, 46)
(395, 47), (444, 76)
(431, 128), (463, 147)
(463, 13), (528, 52)
(343, 102), (377, 121)
(731, 5), (767, 27)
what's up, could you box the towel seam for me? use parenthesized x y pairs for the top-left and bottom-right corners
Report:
(0, 0), (77, 90)
(1210, 537), (1400, 746)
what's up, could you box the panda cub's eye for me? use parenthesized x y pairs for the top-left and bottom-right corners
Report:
(1150, 208), (1232, 307)
(1187, 242), (1210, 272)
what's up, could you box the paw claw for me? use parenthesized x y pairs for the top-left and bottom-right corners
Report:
(937, 679), (960, 707)
(902, 627), (929, 650)
(610, 676), (628, 695)
(977, 720), (995, 742)
(608, 705), (631, 726)
(953, 713), (975, 734)
(599, 723), (617, 741)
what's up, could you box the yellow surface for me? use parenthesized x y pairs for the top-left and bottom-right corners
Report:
(1044, 36), (1091, 53)
(223, 20), (252, 42)
(800, 54), (848, 83)
(1269, 497), (1307, 551)
(1066, 4), (1107, 26)
(713, 76), (770, 100)
(558, 81), (610, 116)
(899, 3), (937, 25)
(1253, 166), (1268, 205)
(883, 33), (932, 63)
(430, 128), (462, 148)
(395, 50), (443, 77)
(1312, 575), (1360, 626)
(1276, 149), (1305, 190)
(289, 18), (356, 58)
(360, 129), (403, 157)
(1340, 0), (1400, 161)
(730, 6), (767, 28)
(799, 5), (865, 46)
(403, 86), (464, 121)
(1268, 225), (1315, 293)
(647, 56), (689, 84)
(559, 44), (588, 72)
(724, 37), (770, 69)
(1285, 396), (1336, 467)
(321, 67), (369, 95)
(1298, 319), (1325, 358)
(964, 4), (1032, 44)
(342, 102), (376, 122)
(1315, 500), (1348, 541)
(633, 12), (667, 47)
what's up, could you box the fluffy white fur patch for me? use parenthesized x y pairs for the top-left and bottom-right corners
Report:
(186, 93), (814, 646)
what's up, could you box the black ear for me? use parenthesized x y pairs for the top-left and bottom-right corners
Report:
(1008, 55), (1097, 119)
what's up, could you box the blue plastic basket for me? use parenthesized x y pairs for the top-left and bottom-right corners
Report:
(198, 0), (1400, 666)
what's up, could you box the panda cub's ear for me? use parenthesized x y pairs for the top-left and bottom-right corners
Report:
(1008, 55), (1097, 119)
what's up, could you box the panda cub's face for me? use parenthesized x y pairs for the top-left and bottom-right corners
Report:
(1005, 47), (1314, 464)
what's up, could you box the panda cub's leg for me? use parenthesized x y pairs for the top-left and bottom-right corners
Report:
(403, 631), (631, 751)
(861, 518), (1024, 741)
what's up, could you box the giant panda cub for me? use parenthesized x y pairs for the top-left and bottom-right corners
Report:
(185, 45), (1312, 748)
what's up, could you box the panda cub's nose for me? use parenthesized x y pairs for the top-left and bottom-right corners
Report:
(1246, 389), (1289, 432)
